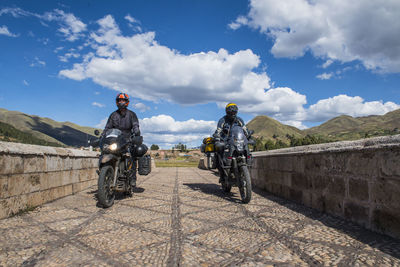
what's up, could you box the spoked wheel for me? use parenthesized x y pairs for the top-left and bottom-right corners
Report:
(222, 179), (232, 193)
(98, 165), (115, 208)
(238, 166), (252, 204)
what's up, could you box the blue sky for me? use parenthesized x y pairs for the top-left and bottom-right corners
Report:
(1, 0), (399, 148)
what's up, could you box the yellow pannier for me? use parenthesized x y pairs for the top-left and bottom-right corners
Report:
(204, 137), (215, 152)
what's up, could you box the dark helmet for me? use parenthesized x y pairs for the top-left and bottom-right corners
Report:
(116, 93), (129, 110)
(225, 103), (238, 119)
(135, 144), (148, 157)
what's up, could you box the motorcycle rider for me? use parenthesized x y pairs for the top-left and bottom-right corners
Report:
(213, 103), (249, 183)
(102, 92), (141, 187)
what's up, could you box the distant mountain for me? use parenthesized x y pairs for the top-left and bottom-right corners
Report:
(246, 115), (304, 143)
(0, 108), (100, 147)
(246, 109), (400, 143)
(304, 109), (400, 140)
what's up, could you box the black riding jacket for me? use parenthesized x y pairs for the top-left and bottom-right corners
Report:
(103, 109), (140, 137)
(214, 115), (248, 140)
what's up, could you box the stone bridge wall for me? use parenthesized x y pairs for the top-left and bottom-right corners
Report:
(0, 141), (98, 219)
(250, 134), (400, 239)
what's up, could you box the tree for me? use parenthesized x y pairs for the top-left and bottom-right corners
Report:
(150, 144), (159, 150)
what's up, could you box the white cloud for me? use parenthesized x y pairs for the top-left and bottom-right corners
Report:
(96, 114), (216, 148)
(23, 80), (29, 86)
(92, 102), (105, 108)
(30, 56), (46, 67)
(42, 9), (87, 41)
(59, 51), (80, 62)
(0, 25), (18, 37)
(307, 94), (400, 122)
(132, 102), (150, 112)
(0, 7), (86, 41)
(231, 0), (400, 73)
(60, 15), (306, 117)
(321, 59), (333, 69)
(316, 72), (333, 80)
(140, 115), (217, 148)
(125, 14), (142, 32)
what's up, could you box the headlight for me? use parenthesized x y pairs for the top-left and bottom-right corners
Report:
(109, 143), (118, 150)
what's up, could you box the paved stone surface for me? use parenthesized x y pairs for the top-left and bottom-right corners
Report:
(1, 167), (400, 266)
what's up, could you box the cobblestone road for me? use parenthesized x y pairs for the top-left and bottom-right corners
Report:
(1, 167), (400, 266)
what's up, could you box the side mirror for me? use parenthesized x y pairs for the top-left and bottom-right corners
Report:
(248, 130), (255, 136)
(94, 129), (100, 136)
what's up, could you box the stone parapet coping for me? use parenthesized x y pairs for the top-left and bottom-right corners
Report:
(253, 134), (400, 157)
(0, 141), (99, 158)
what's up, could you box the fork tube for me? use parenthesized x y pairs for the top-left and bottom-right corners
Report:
(113, 159), (120, 187)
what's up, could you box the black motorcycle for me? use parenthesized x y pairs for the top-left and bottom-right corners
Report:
(91, 129), (146, 208)
(215, 126), (254, 203)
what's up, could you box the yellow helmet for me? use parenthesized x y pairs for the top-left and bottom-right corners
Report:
(225, 103), (238, 116)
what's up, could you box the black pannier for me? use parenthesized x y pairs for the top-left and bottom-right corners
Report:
(138, 155), (151, 175)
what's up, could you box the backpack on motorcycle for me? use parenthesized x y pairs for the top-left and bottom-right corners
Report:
(138, 155), (151, 175)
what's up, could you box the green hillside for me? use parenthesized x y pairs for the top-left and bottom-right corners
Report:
(0, 121), (63, 147)
(246, 115), (304, 140)
(247, 109), (400, 151)
(304, 109), (400, 140)
(0, 108), (100, 147)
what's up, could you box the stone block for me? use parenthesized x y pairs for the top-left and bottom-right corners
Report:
(304, 154), (322, 173)
(45, 172), (64, 189)
(345, 151), (379, 177)
(27, 191), (46, 207)
(324, 195), (343, 216)
(277, 156), (293, 172)
(48, 186), (66, 200)
(0, 194), (28, 219)
(292, 156), (305, 173)
(313, 175), (345, 197)
(0, 155), (24, 175)
(64, 184), (73, 196)
(265, 157), (278, 170)
(44, 155), (64, 172)
(72, 158), (85, 170)
(319, 153), (347, 174)
(0, 176), (9, 198)
(311, 193), (324, 212)
(61, 170), (74, 186)
(371, 208), (400, 239)
(349, 178), (369, 202)
(371, 179), (400, 210)
(7, 173), (42, 197)
(378, 149), (400, 178)
(69, 170), (80, 184)
(292, 173), (311, 190)
(289, 188), (303, 204)
(312, 175), (328, 192)
(344, 202), (369, 226)
(72, 181), (92, 194)
(302, 191), (312, 207)
(282, 172), (292, 187)
(23, 155), (45, 173)
(79, 168), (96, 182)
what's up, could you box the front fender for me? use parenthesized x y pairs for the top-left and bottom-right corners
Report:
(99, 154), (117, 167)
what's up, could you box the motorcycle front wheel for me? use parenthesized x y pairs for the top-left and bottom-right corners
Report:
(98, 165), (115, 208)
(239, 165), (252, 204)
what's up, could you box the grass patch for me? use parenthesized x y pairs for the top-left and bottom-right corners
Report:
(10, 205), (37, 217)
(155, 160), (199, 167)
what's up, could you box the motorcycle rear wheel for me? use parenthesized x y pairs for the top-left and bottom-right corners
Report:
(239, 166), (252, 204)
(98, 165), (115, 208)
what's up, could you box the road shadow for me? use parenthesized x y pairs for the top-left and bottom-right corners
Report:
(86, 187), (145, 208)
(183, 183), (242, 204)
(252, 186), (400, 260)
